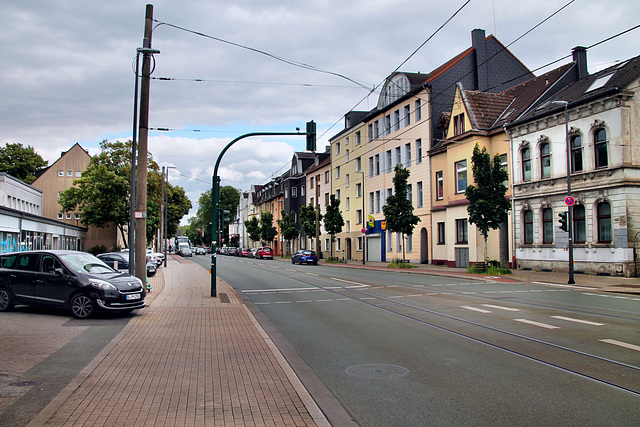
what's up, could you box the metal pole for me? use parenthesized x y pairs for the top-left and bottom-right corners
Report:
(564, 103), (575, 284)
(129, 52), (140, 275)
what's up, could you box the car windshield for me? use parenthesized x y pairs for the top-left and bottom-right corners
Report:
(59, 253), (115, 274)
(303, 251), (316, 256)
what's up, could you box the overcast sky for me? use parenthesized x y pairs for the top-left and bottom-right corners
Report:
(2, 0), (639, 224)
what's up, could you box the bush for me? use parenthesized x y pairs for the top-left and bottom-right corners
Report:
(467, 264), (511, 275)
(111, 245), (121, 252)
(388, 259), (417, 269)
(87, 244), (108, 255)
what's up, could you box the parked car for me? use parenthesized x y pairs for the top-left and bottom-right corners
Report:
(256, 247), (273, 260)
(0, 250), (146, 319)
(249, 248), (258, 258)
(239, 248), (250, 257)
(291, 250), (318, 265)
(146, 250), (165, 266)
(180, 246), (193, 257)
(97, 252), (156, 277)
(227, 247), (239, 256)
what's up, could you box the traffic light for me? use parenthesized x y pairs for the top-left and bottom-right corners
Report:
(558, 211), (568, 232)
(218, 209), (230, 232)
(306, 120), (316, 152)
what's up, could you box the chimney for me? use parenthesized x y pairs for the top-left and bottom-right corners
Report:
(472, 29), (489, 91)
(572, 46), (588, 80)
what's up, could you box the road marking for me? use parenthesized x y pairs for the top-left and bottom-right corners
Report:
(274, 301), (291, 304)
(317, 299), (333, 302)
(600, 339), (640, 352)
(330, 278), (369, 288)
(406, 294), (422, 298)
(243, 287), (318, 293)
(336, 298), (350, 301)
(286, 269), (296, 272)
(389, 295), (404, 299)
(533, 282), (597, 290)
(482, 304), (521, 312)
(306, 273), (319, 276)
(461, 306), (492, 314)
(297, 300), (313, 303)
(270, 266), (280, 269)
(514, 319), (559, 329)
(551, 316), (604, 326)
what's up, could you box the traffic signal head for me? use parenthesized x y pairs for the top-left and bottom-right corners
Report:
(306, 120), (316, 152)
(558, 211), (568, 232)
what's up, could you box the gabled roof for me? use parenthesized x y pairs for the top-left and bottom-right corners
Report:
(304, 155), (331, 175)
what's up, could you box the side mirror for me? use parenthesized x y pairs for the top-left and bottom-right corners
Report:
(54, 268), (65, 276)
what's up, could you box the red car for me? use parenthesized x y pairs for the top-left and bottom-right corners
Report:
(239, 248), (250, 257)
(256, 247), (273, 259)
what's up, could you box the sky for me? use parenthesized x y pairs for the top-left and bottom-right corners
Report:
(2, 0), (640, 224)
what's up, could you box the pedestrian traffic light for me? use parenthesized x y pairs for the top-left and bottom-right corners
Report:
(558, 211), (568, 232)
(306, 120), (316, 152)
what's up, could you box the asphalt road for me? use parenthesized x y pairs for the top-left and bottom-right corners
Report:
(204, 254), (640, 426)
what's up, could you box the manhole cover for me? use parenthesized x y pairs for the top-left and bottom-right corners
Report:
(345, 364), (409, 379)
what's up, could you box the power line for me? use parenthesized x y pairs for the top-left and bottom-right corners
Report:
(151, 76), (365, 90)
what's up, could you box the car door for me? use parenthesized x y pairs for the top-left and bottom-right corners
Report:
(10, 253), (39, 304)
(35, 254), (69, 307)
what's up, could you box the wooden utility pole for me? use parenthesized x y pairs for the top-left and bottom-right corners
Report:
(135, 4), (154, 283)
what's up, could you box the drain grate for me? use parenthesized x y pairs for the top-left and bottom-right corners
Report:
(219, 293), (230, 303)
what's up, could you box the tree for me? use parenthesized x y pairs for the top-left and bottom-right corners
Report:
(192, 186), (240, 246)
(323, 195), (344, 259)
(466, 143), (511, 263)
(245, 217), (261, 244)
(166, 184), (192, 239)
(300, 203), (321, 251)
(0, 143), (48, 184)
(382, 164), (420, 261)
(277, 210), (299, 255)
(259, 212), (278, 246)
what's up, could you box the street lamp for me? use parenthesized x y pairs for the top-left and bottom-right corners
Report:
(552, 100), (575, 284)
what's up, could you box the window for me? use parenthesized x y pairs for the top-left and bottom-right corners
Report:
(357, 236), (363, 251)
(405, 143), (411, 167)
(67, 171), (73, 177)
(58, 213), (63, 219)
(415, 99), (421, 121)
(522, 148), (531, 181)
(540, 142), (551, 178)
(310, 176), (314, 189)
(523, 210), (533, 244)
(346, 197), (350, 211)
(573, 205), (586, 243)
(595, 128), (608, 168)
(597, 202), (612, 243)
(454, 113), (465, 135)
(374, 120), (380, 139)
(417, 181), (423, 208)
(369, 157), (374, 177)
(356, 209), (363, 224)
(437, 222), (445, 244)
(395, 147), (402, 167)
(386, 189), (392, 205)
(345, 149), (349, 162)
(335, 189), (340, 201)
(292, 187), (297, 197)
(404, 105), (411, 127)
(355, 156), (361, 171)
(375, 191), (381, 213)
(66, 213), (72, 219)
(335, 142), (340, 155)
(396, 233), (402, 253)
(337, 238), (341, 251)
(375, 154), (380, 175)
(393, 110), (400, 132)
(542, 208), (553, 244)
(406, 233), (412, 253)
(416, 139), (422, 164)
(571, 135), (583, 172)
(455, 160), (467, 193)
(301, 185), (305, 197)
(356, 183), (362, 198)
(335, 166), (340, 179)
(325, 171), (330, 183)
(407, 184), (412, 205)
(385, 115), (391, 135)
(456, 219), (468, 244)
(368, 124), (373, 142)
(356, 131), (361, 145)
(369, 193), (374, 214)
(346, 174), (350, 188)
(325, 239), (330, 251)
(75, 171), (81, 177)
(58, 170), (64, 177)
(388, 230), (393, 252)
(285, 188), (289, 199)
(75, 213), (80, 220)
(325, 193), (329, 205)
(436, 171), (444, 200)
(386, 150), (392, 173)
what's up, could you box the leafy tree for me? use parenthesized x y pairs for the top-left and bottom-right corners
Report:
(246, 217), (261, 244)
(466, 143), (510, 263)
(192, 186), (240, 246)
(277, 210), (299, 255)
(259, 211), (278, 246)
(0, 143), (48, 184)
(382, 164), (420, 261)
(323, 195), (344, 259)
(166, 184), (192, 239)
(300, 203), (322, 251)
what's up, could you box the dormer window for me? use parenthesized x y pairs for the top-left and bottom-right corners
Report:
(454, 113), (465, 136)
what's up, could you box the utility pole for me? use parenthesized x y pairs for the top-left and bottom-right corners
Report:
(135, 4), (155, 283)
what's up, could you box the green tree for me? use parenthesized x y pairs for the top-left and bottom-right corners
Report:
(277, 210), (299, 256)
(0, 143), (48, 184)
(466, 143), (510, 263)
(246, 217), (261, 244)
(323, 195), (344, 259)
(166, 184), (192, 239)
(259, 212), (278, 246)
(300, 203), (321, 251)
(382, 164), (420, 261)
(192, 186), (240, 246)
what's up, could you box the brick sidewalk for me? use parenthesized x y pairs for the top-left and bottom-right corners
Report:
(28, 256), (329, 426)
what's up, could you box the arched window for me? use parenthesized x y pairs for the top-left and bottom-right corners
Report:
(523, 210), (533, 244)
(595, 128), (608, 168)
(540, 142), (551, 178)
(597, 202), (612, 243)
(522, 148), (531, 181)
(573, 205), (586, 243)
(571, 135), (583, 172)
(542, 208), (553, 243)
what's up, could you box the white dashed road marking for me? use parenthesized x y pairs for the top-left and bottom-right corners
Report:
(600, 339), (640, 352)
(551, 316), (604, 326)
(461, 306), (492, 314)
(514, 319), (559, 329)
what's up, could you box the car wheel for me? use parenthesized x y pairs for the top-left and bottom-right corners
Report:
(70, 294), (94, 319)
(0, 288), (14, 312)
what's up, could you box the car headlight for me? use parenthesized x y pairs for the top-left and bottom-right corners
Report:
(90, 279), (118, 291)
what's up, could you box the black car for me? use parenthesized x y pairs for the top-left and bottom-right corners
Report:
(97, 252), (156, 277)
(0, 250), (146, 319)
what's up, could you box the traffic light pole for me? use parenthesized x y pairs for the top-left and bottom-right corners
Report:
(211, 125), (315, 297)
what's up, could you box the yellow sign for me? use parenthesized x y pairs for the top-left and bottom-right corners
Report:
(381, 221), (386, 230)
(368, 215), (374, 228)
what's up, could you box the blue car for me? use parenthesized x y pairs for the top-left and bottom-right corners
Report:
(291, 250), (318, 265)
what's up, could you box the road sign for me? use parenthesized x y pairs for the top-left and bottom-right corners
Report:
(381, 221), (387, 230)
(361, 228), (366, 234)
(565, 196), (575, 206)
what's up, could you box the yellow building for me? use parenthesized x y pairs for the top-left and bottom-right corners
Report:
(32, 143), (117, 250)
